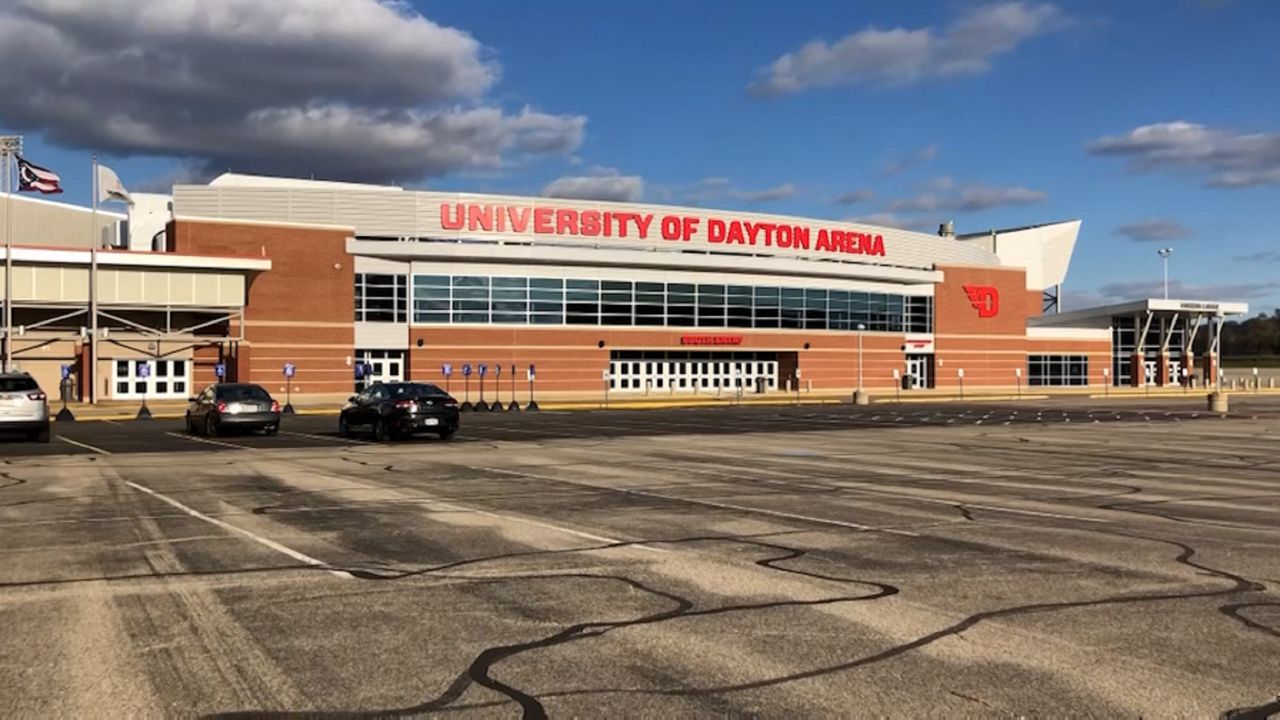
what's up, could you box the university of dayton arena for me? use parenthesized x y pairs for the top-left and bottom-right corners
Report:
(0, 174), (1249, 402)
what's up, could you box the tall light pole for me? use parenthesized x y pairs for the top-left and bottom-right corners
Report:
(854, 323), (869, 405)
(0, 135), (22, 373)
(1157, 247), (1173, 300)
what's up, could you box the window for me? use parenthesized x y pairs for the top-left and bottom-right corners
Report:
(635, 282), (665, 326)
(780, 288), (804, 329)
(355, 273), (407, 323)
(491, 277), (528, 324)
(529, 278), (564, 324)
(566, 280), (600, 325)
(667, 284), (696, 327)
(600, 281), (633, 326)
(1028, 355), (1089, 386)
(404, 273), (931, 333)
(697, 285), (726, 327)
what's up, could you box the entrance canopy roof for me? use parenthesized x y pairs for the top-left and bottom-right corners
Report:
(1030, 298), (1249, 329)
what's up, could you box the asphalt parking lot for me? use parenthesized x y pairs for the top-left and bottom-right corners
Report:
(1, 398), (1278, 717)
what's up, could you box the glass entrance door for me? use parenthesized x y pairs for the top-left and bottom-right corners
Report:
(608, 355), (778, 394)
(905, 354), (933, 389)
(113, 359), (191, 399)
(356, 349), (406, 391)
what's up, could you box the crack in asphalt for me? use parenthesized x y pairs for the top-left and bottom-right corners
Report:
(206, 536), (900, 719)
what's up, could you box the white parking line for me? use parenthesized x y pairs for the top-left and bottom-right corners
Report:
(279, 430), (369, 444)
(57, 436), (111, 455)
(123, 479), (350, 579)
(482, 466), (919, 537)
(429, 498), (666, 552)
(163, 431), (255, 451)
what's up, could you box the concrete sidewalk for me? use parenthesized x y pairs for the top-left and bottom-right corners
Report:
(49, 385), (1280, 421)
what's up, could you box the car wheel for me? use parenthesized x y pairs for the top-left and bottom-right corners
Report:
(338, 415), (350, 438)
(437, 428), (455, 441)
(185, 413), (196, 434)
(372, 418), (387, 442)
(33, 428), (50, 443)
(264, 424), (279, 436)
(205, 415), (218, 437)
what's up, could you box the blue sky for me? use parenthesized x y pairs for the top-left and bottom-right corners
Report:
(3, 0), (1279, 310)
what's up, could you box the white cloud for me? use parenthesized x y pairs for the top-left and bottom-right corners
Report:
(682, 178), (796, 204)
(1114, 219), (1192, 242)
(0, 0), (585, 182)
(887, 181), (1046, 213)
(1234, 251), (1280, 263)
(1096, 279), (1280, 302)
(541, 168), (644, 202)
(749, 2), (1068, 97)
(844, 213), (939, 233)
(739, 183), (797, 203)
(1087, 121), (1280, 188)
(953, 184), (1047, 211)
(833, 188), (876, 205)
(883, 144), (940, 176)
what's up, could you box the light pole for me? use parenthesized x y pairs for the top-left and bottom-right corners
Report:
(1157, 247), (1173, 299)
(1, 135), (22, 373)
(854, 323), (869, 405)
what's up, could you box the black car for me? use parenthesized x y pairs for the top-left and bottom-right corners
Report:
(186, 383), (281, 436)
(340, 382), (459, 441)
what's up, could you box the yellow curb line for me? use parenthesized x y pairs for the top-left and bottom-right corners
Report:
(873, 395), (1051, 404)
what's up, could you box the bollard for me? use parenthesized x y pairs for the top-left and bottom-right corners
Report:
(853, 389), (870, 406)
(1208, 391), (1229, 413)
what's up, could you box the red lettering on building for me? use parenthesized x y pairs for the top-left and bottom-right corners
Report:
(436, 202), (887, 258)
(680, 335), (744, 346)
(963, 285), (1000, 318)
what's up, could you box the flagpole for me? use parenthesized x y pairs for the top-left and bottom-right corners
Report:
(1, 136), (19, 373)
(89, 155), (98, 404)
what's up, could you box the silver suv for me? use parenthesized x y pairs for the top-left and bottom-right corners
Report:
(0, 372), (50, 443)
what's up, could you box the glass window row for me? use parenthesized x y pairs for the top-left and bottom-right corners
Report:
(1028, 355), (1089, 386)
(397, 275), (932, 333)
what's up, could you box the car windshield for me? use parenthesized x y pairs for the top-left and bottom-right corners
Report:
(0, 377), (38, 392)
(384, 383), (445, 398)
(217, 385), (271, 401)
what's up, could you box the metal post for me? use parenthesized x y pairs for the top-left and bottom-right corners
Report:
(508, 363), (519, 411)
(526, 367), (538, 411)
(1158, 247), (1173, 300)
(90, 156), (99, 403)
(857, 330), (864, 391)
(1, 136), (20, 373)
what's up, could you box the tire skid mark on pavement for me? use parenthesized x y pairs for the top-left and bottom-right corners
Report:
(209, 533), (901, 719)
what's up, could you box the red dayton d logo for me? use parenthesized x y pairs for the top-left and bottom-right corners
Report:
(963, 285), (1000, 318)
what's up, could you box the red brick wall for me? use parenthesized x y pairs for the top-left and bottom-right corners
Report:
(407, 326), (909, 393)
(169, 220), (354, 394)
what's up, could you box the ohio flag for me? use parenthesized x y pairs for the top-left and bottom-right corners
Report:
(16, 156), (62, 194)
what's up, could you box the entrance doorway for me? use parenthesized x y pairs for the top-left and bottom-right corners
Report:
(608, 351), (778, 394)
(905, 354), (933, 389)
(355, 349), (406, 391)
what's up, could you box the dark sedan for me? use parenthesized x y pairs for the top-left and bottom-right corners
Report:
(340, 382), (459, 441)
(186, 383), (281, 436)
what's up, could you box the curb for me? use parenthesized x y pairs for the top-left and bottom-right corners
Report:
(873, 395), (1051, 404)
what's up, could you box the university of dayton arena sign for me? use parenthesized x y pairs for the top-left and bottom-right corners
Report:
(439, 202), (887, 258)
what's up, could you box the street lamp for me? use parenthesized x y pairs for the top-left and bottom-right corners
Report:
(1157, 247), (1173, 300)
(854, 323), (868, 405)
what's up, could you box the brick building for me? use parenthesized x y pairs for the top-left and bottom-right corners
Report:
(1, 174), (1248, 402)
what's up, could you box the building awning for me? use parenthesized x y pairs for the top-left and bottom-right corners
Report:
(1030, 298), (1249, 329)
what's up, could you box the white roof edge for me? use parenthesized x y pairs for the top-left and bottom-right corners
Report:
(347, 239), (944, 285)
(204, 172), (404, 192)
(3, 246), (271, 272)
(1031, 298), (1250, 326)
(0, 192), (128, 220)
